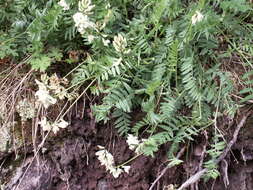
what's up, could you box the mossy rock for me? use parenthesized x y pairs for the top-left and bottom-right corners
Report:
(0, 122), (23, 153)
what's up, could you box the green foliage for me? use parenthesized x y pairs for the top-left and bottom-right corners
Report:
(112, 109), (131, 135)
(220, 0), (251, 13)
(29, 48), (63, 71)
(69, 0), (249, 172)
(2, 0), (253, 184)
(181, 56), (202, 102)
(204, 134), (226, 180)
(239, 69), (253, 103)
(0, 0), (80, 67)
(0, 32), (18, 59)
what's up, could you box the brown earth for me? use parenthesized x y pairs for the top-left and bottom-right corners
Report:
(2, 114), (253, 190)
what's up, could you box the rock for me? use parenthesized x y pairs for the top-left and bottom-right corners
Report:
(0, 125), (11, 153)
(5, 157), (52, 190)
(98, 179), (109, 190)
(0, 122), (23, 155)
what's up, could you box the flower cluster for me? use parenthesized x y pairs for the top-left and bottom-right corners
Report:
(95, 146), (130, 178)
(72, 0), (113, 46)
(113, 34), (130, 54)
(73, 0), (96, 34)
(38, 117), (69, 134)
(73, 13), (95, 34)
(35, 74), (77, 109)
(126, 134), (139, 150)
(126, 134), (147, 154)
(87, 34), (95, 43)
(191, 10), (204, 25)
(96, 135), (148, 178)
(58, 0), (70, 11)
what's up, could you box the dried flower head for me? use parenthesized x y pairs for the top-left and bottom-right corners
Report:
(35, 80), (57, 109)
(16, 98), (36, 121)
(52, 119), (69, 134)
(35, 74), (75, 107)
(164, 184), (176, 190)
(48, 74), (61, 90)
(96, 146), (115, 168)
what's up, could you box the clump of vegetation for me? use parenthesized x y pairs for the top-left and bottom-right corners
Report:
(1, 0), (253, 186)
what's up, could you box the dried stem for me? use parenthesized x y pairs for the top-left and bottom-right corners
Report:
(149, 146), (186, 190)
(177, 113), (249, 190)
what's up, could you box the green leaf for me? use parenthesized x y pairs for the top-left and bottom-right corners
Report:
(220, 0), (251, 13)
(29, 55), (51, 72)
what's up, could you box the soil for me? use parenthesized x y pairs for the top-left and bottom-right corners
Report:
(1, 118), (180, 190)
(1, 115), (253, 190)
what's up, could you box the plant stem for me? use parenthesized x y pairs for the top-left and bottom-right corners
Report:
(116, 154), (141, 168)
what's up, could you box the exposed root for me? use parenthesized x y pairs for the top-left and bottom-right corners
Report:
(149, 146), (186, 190)
(177, 113), (250, 190)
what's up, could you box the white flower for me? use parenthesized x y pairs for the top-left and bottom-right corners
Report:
(73, 12), (88, 27)
(38, 118), (68, 134)
(52, 119), (69, 134)
(35, 80), (57, 109)
(122, 165), (131, 173)
(126, 134), (140, 150)
(110, 167), (123, 178)
(102, 38), (110, 46)
(38, 117), (52, 132)
(113, 34), (128, 53)
(105, 3), (111, 9)
(58, 0), (70, 11)
(95, 146), (115, 168)
(126, 135), (148, 154)
(73, 12), (95, 34)
(87, 35), (95, 43)
(95, 146), (130, 178)
(191, 11), (204, 25)
(109, 165), (130, 178)
(135, 142), (145, 155)
(112, 57), (122, 67)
